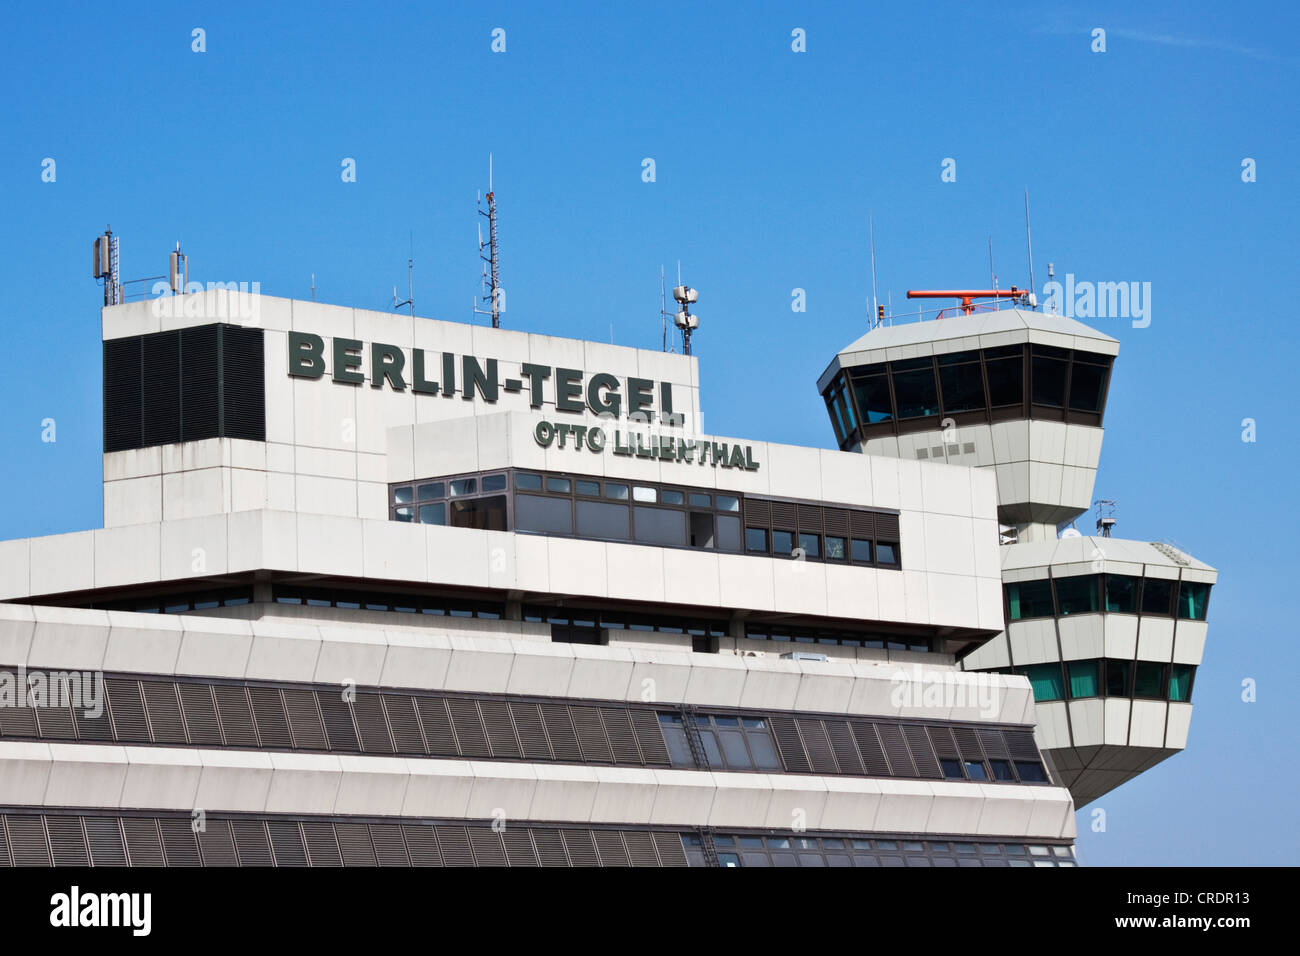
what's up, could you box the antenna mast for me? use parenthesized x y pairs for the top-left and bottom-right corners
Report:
(671, 261), (701, 355)
(1024, 188), (1037, 307)
(475, 155), (502, 328)
(869, 216), (880, 328)
(93, 226), (122, 306)
(660, 266), (670, 352)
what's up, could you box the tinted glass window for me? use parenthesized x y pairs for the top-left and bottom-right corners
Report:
(545, 477), (570, 494)
(938, 351), (985, 413)
(1142, 578), (1174, 615)
(1105, 574), (1139, 613)
(450, 478), (477, 496)
(1031, 347), (1068, 407)
(633, 506), (685, 546)
(965, 760), (989, 780)
(394, 506), (414, 522)
(418, 482), (445, 500)
(661, 489), (684, 506)
(449, 495), (507, 531)
(850, 367), (893, 423)
(1067, 660), (1100, 698)
(990, 759), (1015, 781)
(1015, 761), (1047, 783)
(575, 480), (600, 497)
(876, 542), (899, 565)
(892, 358), (939, 418)
(851, 538), (873, 563)
(689, 492), (711, 508)
(1023, 663), (1065, 701)
(515, 473), (542, 491)
(1007, 579), (1054, 620)
(1105, 659), (1130, 696)
(1133, 662), (1166, 699)
(605, 482), (629, 500)
(1068, 359), (1109, 412)
(418, 502), (446, 525)
(515, 494), (573, 534)
(985, 346), (1024, 407)
(717, 515), (741, 552)
(772, 530), (795, 555)
(716, 494), (740, 512)
(576, 500), (630, 540)
(1177, 581), (1209, 620)
(825, 535), (846, 560)
(1055, 575), (1099, 615)
(940, 758), (964, 779)
(394, 486), (414, 503)
(798, 533), (821, 558)
(1169, 664), (1195, 702)
(745, 528), (768, 553)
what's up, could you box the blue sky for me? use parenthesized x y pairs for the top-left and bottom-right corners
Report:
(1, 1), (1296, 865)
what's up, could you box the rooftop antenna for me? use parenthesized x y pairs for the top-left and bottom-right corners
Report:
(988, 236), (996, 293)
(311, 273), (316, 301)
(1046, 262), (1056, 314)
(475, 154), (502, 328)
(393, 232), (413, 316)
(659, 266), (670, 352)
(1094, 499), (1118, 537)
(869, 216), (880, 329)
(1024, 188), (1037, 307)
(169, 241), (187, 295)
(92, 226), (122, 306)
(672, 261), (700, 355)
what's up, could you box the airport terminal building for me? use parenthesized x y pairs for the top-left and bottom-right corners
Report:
(0, 288), (1211, 866)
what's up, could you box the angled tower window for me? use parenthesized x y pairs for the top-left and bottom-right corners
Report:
(1030, 345), (1069, 408)
(1068, 354), (1111, 412)
(850, 364), (894, 424)
(984, 345), (1024, 407)
(1006, 579), (1054, 620)
(1054, 575), (1099, 615)
(891, 358), (939, 419)
(937, 351), (985, 413)
(1104, 574), (1140, 613)
(1020, 663), (1065, 702)
(1176, 581), (1210, 620)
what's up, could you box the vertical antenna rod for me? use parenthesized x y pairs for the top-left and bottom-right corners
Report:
(869, 216), (879, 328)
(989, 236), (996, 292)
(1024, 188), (1037, 307)
(660, 266), (668, 352)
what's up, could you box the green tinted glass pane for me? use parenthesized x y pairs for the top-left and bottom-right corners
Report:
(1055, 575), (1099, 615)
(1177, 581), (1209, 620)
(1023, 664), (1065, 702)
(892, 359), (939, 419)
(850, 368), (893, 423)
(1133, 662), (1166, 698)
(1142, 578), (1174, 615)
(1105, 659), (1130, 696)
(1007, 579), (1054, 620)
(515, 473), (542, 491)
(1104, 575), (1139, 613)
(1067, 660), (1100, 698)
(1168, 664), (1195, 702)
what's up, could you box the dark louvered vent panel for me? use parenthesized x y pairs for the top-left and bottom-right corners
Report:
(744, 498), (771, 525)
(600, 708), (641, 764)
(653, 831), (690, 867)
(318, 691), (361, 752)
(562, 830), (600, 867)
(141, 331), (181, 446)
(593, 830), (630, 867)
(335, 823), (377, 866)
(851, 723), (892, 776)
(796, 719), (839, 775)
(248, 687), (292, 749)
(123, 818), (165, 866)
(849, 511), (876, 537)
(178, 683), (223, 746)
(1004, 729), (1041, 759)
(769, 716), (810, 772)
(382, 694), (426, 755)
(502, 829), (539, 867)
(73, 700), (113, 741)
(33, 705), (77, 740)
(85, 816), (127, 866)
(904, 726), (942, 778)
(468, 827), (507, 867)
(876, 513), (901, 539)
(630, 709), (670, 765)
(447, 699), (490, 757)
(623, 830), (660, 867)
(142, 680), (187, 743)
(213, 685), (258, 747)
(0, 819), (10, 867)
(479, 699), (522, 759)
(978, 728), (1010, 759)
(532, 829), (569, 866)
(769, 501), (798, 530)
(0, 706), (38, 737)
(281, 688), (327, 750)
(267, 821), (308, 866)
(301, 822), (343, 867)
(370, 824), (410, 866)
(196, 821), (238, 866)
(353, 693), (395, 753)
(47, 816), (89, 866)
(159, 819), (202, 867)
(107, 679), (150, 742)
(570, 705), (612, 763)
(415, 697), (458, 756)
(103, 336), (143, 452)
(953, 727), (984, 761)
(540, 704), (583, 761)
(797, 504), (823, 532)
(221, 324), (266, 441)
(231, 821), (273, 866)
(876, 723), (914, 776)
(510, 702), (552, 760)
(403, 825), (442, 867)
(434, 826), (473, 867)
(823, 507), (850, 536)
(7, 816), (51, 866)
(825, 720), (864, 775)
(929, 726), (960, 760)
(179, 325), (219, 441)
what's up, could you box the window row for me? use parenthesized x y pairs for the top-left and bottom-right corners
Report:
(689, 833), (1076, 868)
(528, 607), (727, 652)
(743, 623), (929, 652)
(824, 343), (1113, 447)
(1005, 574), (1211, 622)
(92, 588), (253, 614)
(1012, 659), (1196, 703)
(391, 469), (903, 568)
(0, 812), (688, 867)
(0, 673), (1049, 784)
(272, 585), (504, 619)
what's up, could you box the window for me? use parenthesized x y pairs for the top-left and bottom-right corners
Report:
(990, 759), (1015, 781)
(1014, 761), (1048, 783)
(418, 481), (445, 499)
(716, 494), (740, 512)
(717, 515), (741, 552)
(985, 345), (1024, 407)
(938, 351), (985, 413)
(632, 485), (656, 503)
(825, 535), (846, 560)
(850, 365), (893, 423)
(689, 492), (711, 508)
(605, 482), (629, 500)
(1133, 662), (1167, 699)
(1069, 359), (1109, 412)
(1169, 664), (1195, 702)
(418, 503), (446, 525)
(1006, 579), (1054, 620)
(798, 533), (821, 559)
(1021, 663), (1065, 702)
(746, 527), (768, 553)
(515, 473), (542, 491)
(689, 512), (715, 549)
(851, 538), (873, 563)
(876, 542), (899, 565)
(1067, 660), (1100, 698)
(964, 760), (988, 780)
(772, 530), (794, 556)
(575, 479), (600, 497)
(394, 506), (414, 521)
(449, 496), (507, 530)
(940, 758), (964, 779)
(576, 500), (630, 540)
(661, 489), (685, 506)
(450, 478), (477, 496)
(545, 476), (570, 494)
(1104, 574), (1139, 613)
(633, 506), (685, 546)
(1141, 578), (1174, 615)
(1105, 659), (1131, 697)
(394, 486), (414, 504)
(1177, 581), (1210, 620)
(892, 358), (939, 419)
(1054, 575), (1099, 615)
(1030, 346), (1068, 407)
(516, 494), (573, 535)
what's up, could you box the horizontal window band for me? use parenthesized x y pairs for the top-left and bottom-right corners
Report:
(0, 671), (1050, 784)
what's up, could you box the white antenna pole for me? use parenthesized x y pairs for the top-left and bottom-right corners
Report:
(489, 153), (493, 192)
(660, 266), (667, 352)
(989, 236), (996, 292)
(869, 216), (879, 327)
(1024, 188), (1037, 305)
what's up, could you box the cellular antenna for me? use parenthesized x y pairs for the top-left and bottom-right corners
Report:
(1024, 188), (1037, 307)
(92, 226), (122, 306)
(672, 261), (700, 355)
(475, 154), (502, 328)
